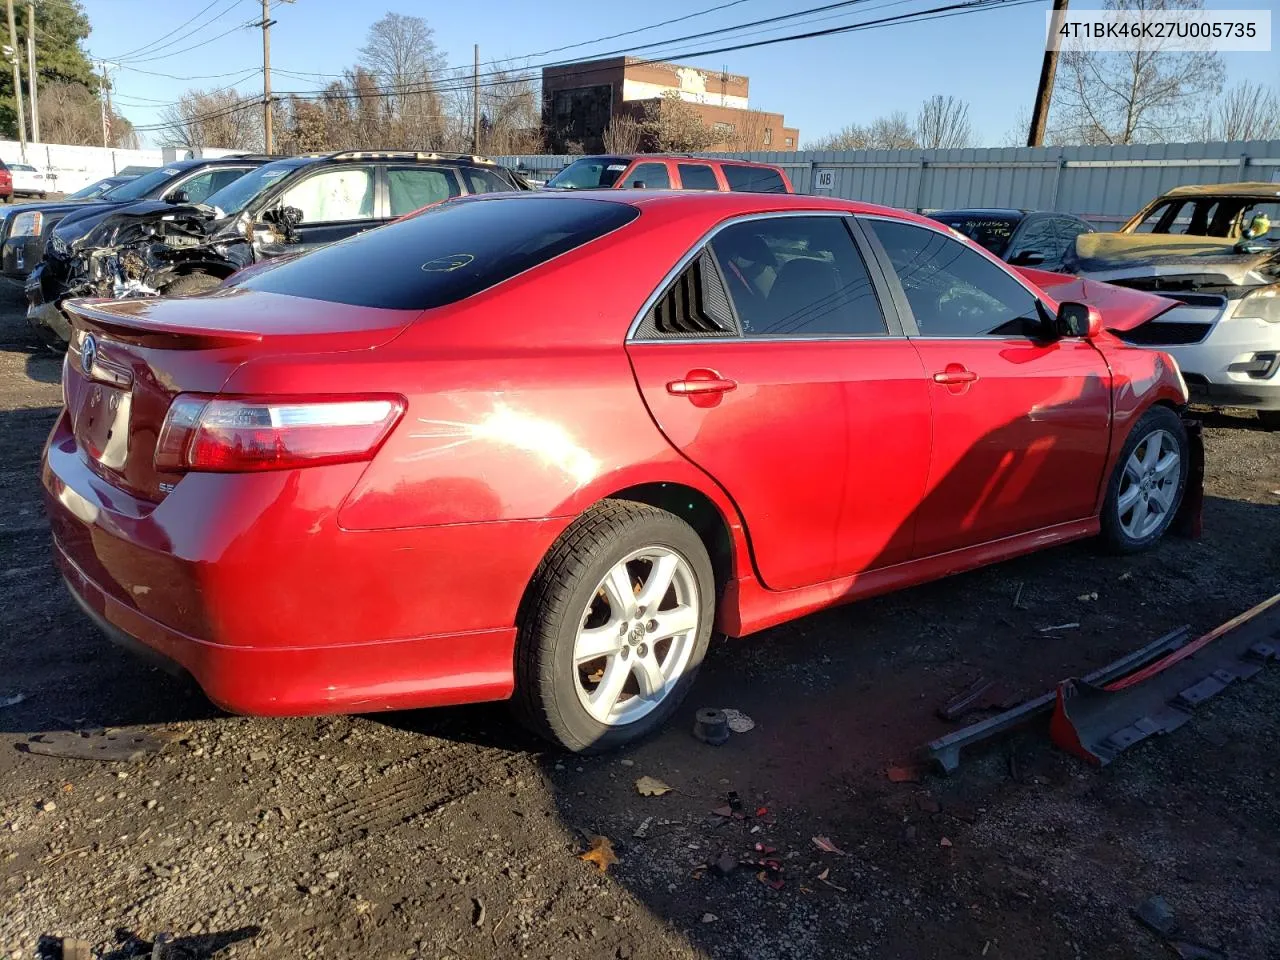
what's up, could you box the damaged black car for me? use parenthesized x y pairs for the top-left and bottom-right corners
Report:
(27, 151), (528, 345)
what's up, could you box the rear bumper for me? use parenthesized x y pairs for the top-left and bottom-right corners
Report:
(58, 549), (516, 715)
(42, 409), (563, 715)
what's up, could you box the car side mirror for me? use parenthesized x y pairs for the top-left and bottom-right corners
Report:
(166, 189), (190, 205)
(631, 180), (646, 189)
(1056, 301), (1101, 339)
(281, 205), (303, 226)
(1010, 249), (1046, 266)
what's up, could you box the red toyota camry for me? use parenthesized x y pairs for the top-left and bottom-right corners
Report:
(44, 190), (1196, 751)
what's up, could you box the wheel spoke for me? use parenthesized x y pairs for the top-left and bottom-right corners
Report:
(649, 603), (698, 642)
(1153, 451), (1180, 481)
(632, 652), (667, 699)
(587, 656), (630, 720)
(635, 553), (678, 613)
(575, 624), (623, 664)
(1117, 484), (1141, 515)
(601, 563), (637, 620)
(1140, 434), (1162, 472)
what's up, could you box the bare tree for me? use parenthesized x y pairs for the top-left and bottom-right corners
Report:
(159, 88), (261, 151)
(1051, 0), (1225, 144)
(359, 12), (447, 148)
(38, 81), (135, 148)
(641, 91), (719, 152)
(805, 123), (871, 151)
(724, 109), (776, 152)
(917, 95), (972, 149)
(806, 112), (920, 151)
(1203, 81), (1280, 141)
(602, 114), (642, 153)
(478, 67), (542, 155)
(998, 106), (1034, 147)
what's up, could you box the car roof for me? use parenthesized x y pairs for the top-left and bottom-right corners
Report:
(1160, 181), (1280, 199)
(457, 188), (930, 224)
(932, 208), (1029, 218)
(573, 154), (783, 169)
(286, 150), (503, 167)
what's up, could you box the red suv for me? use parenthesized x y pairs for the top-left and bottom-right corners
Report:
(545, 155), (792, 193)
(0, 160), (12, 203)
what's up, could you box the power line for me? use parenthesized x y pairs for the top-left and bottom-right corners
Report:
(118, 19), (256, 64)
(105, 0), (244, 62)
(125, 0), (1037, 133)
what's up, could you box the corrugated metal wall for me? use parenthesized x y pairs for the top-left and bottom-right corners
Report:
(497, 141), (1280, 228)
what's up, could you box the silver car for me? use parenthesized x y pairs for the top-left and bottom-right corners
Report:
(1069, 182), (1279, 429)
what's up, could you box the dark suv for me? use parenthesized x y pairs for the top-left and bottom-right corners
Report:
(29, 151), (526, 345)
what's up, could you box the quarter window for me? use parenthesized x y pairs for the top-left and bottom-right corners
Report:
(710, 217), (887, 337)
(280, 165), (377, 223)
(722, 165), (787, 194)
(621, 163), (671, 189)
(677, 164), (719, 191)
(868, 219), (1043, 338)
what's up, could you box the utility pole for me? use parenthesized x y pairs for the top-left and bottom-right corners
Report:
(1028, 0), (1069, 147)
(98, 60), (111, 147)
(25, 1), (36, 142)
(472, 44), (479, 154)
(261, 0), (273, 153)
(5, 0), (25, 156)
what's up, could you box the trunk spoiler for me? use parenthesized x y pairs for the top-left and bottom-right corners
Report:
(63, 298), (264, 350)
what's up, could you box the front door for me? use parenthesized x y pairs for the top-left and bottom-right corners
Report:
(266, 163), (383, 256)
(627, 214), (932, 590)
(863, 216), (1112, 557)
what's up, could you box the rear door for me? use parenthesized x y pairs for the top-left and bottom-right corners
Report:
(862, 216), (1111, 557)
(675, 162), (721, 192)
(626, 213), (932, 589)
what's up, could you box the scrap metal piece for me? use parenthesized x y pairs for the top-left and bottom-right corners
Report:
(22, 729), (178, 763)
(925, 626), (1191, 774)
(693, 708), (730, 746)
(1172, 417), (1205, 538)
(1051, 594), (1280, 766)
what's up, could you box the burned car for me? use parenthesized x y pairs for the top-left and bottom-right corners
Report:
(27, 151), (527, 345)
(1067, 182), (1280, 428)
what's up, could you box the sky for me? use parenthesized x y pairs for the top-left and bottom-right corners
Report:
(78, 0), (1280, 149)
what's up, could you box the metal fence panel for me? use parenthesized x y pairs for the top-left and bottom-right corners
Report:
(496, 140), (1280, 227)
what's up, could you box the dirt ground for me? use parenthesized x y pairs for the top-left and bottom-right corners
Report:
(0, 294), (1277, 960)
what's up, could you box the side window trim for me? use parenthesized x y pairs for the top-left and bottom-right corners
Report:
(627, 211), (907, 343)
(856, 213), (1051, 341)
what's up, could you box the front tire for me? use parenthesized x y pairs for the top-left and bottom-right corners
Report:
(513, 500), (715, 753)
(1099, 406), (1188, 554)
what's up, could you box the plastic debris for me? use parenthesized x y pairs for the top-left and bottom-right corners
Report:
(811, 836), (846, 856)
(635, 776), (672, 797)
(1038, 622), (1080, 633)
(1077, 592), (1099, 602)
(578, 835), (618, 873)
(633, 816), (654, 839)
(816, 867), (847, 893)
(940, 837), (954, 848)
(0, 693), (25, 709)
(700, 913), (718, 923)
(722, 708), (755, 733)
(886, 761), (925, 783)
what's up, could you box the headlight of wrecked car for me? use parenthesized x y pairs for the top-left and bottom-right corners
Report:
(1235, 283), (1280, 323)
(11, 212), (42, 237)
(49, 233), (68, 256)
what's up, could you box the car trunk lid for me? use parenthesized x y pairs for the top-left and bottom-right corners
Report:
(62, 287), (421, 501)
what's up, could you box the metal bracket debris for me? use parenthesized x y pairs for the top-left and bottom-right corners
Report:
(925, 626), (1192, 774)
(1050, 594), (1280, 766)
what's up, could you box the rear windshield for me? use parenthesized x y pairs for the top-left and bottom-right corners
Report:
(722, 165), (787, 194)
(241, 196), (639, 310)
(931, 214), (1021, 257)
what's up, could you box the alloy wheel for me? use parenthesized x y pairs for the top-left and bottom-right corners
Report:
(1117, 428), (1180, 540)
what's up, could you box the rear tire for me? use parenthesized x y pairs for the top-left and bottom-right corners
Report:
(164, 273), (222, 297)
(512, 500), (715, 753)
(1258, 411), (1280, 432)
(1099, 406), (1188, 554)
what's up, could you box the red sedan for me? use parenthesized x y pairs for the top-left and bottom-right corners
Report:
(44, 191), (1195, 751)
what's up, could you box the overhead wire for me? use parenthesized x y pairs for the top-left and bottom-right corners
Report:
(104, 0), (246, 62)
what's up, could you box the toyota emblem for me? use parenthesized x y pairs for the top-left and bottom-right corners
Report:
(81, 334), (97, 376)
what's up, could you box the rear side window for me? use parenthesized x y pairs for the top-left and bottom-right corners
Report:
(722, 165), (787, 194)
(677, 164), (719, 191)
(461, 168), (518, 195)
(242, 197), (639, 310)
(388, 166), (462, 216)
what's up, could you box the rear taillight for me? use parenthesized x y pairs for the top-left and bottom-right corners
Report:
(154, 394), (405, 472)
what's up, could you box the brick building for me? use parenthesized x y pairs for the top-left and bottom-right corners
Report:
(542, 56), (799, 154)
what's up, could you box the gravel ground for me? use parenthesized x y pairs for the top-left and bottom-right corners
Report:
(0, 294), (1277, 960)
